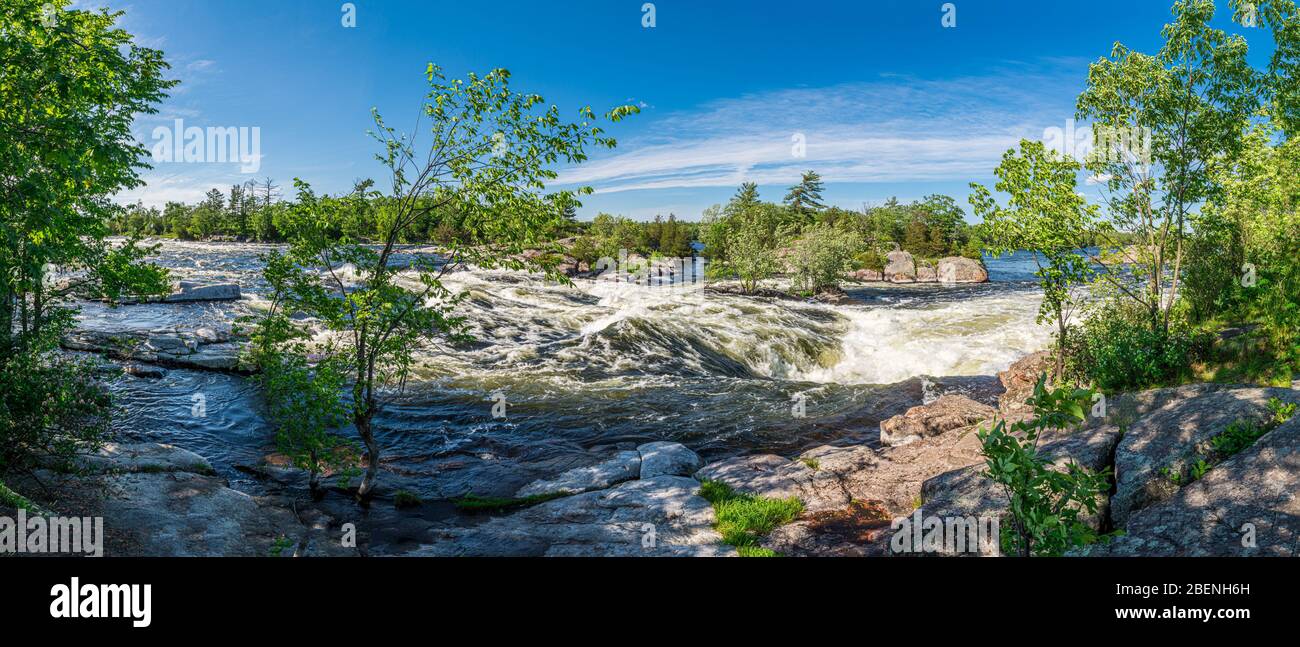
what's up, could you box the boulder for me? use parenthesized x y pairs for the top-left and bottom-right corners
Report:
(1109, 386), (1300, 527)
(417, 476), (734, 557)
(637, 442), (701, 479)
(879, 394), (997, 447)
(515, 450), (641, 498)
(997, 350), (1053, 419)
(936, 257), (989, 283)
(915, 264), (938, 282)
(1078, 416), (1300, 556)
(884, 250), (916, 283)
(163, 282), (241, 303)
(849, 268), (883, 282)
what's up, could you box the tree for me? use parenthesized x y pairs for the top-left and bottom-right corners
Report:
(0, 0), (171, 479)
(970, 140), (1099, 378)
(268, 65), (637, 500)
(1076, 0), (1258, 335)
(783, 170), (826, 221)
(787, 223), (861, 294)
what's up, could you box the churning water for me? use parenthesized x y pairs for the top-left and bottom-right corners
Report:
(80, 241), (1051, 490)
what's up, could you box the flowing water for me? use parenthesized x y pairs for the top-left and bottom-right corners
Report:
(77, 241), (1051, 494)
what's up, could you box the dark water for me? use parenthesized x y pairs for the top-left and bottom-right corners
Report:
(85, 241), (1049, 495)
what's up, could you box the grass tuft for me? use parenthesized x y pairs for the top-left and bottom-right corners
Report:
(698, 479), (803, 556)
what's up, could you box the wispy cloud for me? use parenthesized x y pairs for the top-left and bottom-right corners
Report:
(557, 66), (1084, 196)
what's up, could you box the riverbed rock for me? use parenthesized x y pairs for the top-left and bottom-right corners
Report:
(879, 395), (997, 447)
(884, 250), (917, 283)
(1109, 385), (1300, 528)
(61, 328), (248, 372)
(1078, 415), (1300, 557)
(14, 442), (356, 557)
(637, 442), (701, 479)
(936, 257), (989, 284)
(417, 476), (734, 557)
(515, 450), (642, 497)
(163, 281), (242, 302)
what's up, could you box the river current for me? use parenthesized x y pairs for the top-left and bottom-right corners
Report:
(75, 241), (1051, 494)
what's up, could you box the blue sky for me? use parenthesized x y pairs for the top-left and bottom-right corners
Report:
(97, 0), (1273, 221)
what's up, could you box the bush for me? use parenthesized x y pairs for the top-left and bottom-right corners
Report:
(0, 347), (112, 478)
(977, 375), (1112, 557)
(1063, 299), (1209, 391)
(788, 224), (862, 294)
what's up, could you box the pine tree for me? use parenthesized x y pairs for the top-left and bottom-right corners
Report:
(783, 170), (826, 221)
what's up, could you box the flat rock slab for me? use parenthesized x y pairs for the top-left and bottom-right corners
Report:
(1078, 416), (1300, 557)
(72, 442), (215, 476)
(515, 450), (642, 497)
(1110, 386), (1299, 527)
(163, 282), (242, 302)
(417, 476), (734, 557)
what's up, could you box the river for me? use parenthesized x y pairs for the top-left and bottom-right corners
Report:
(74, 241), (1051, 498)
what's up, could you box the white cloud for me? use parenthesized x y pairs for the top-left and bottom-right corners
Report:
(556, 68), (1082, 196)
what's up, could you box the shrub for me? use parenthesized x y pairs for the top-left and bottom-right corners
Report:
(977, 375), (1112, 557)
(1063, 299), (1209, 391)
(0, 344), (112, 479)
(788, 223), (862, 294)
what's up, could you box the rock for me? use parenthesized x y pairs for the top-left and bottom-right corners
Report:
(515, 450), (641, 497)
(761, 500), (894, 557)
(849, 268), (883, 282)
(62, 441), (214, 476)
(884, 250), (916, 283)
(695, 452), (850, 514)
(879, 395), (997, 447)
(997, 350), (1054, 419)
(163, 282), (241, 302)
(416, 476), (734, 557)
(637, 442), (701, 479)
(145, 333), (195, 354)
(123, 363), (166, 379)
(1078, 416), (1300, 556)
(936, 257), (989, 283)
(1109, 386), (1300, 527)
(61, 329), (249, 373)
(915, 264), (937, 282)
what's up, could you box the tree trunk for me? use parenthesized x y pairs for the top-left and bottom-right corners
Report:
(355, 411), (380, 502)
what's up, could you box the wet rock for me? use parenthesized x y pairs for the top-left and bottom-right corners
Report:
(935, 257), (988, 283)
(884, 250), (916, 283)
(637, 442), (701, 479)
(879, 394), (997, 447)
(1077, 416), (1300, 557)
(123, 363), (167, 379)
(416, 476), (734, 557)
(61, 329), (248, 373)
(1109, 386), (1300, 527)
(515, 450), (641, 497)
(163, 281), (242, 302)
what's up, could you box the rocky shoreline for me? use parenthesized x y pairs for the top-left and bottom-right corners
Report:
(14, 349), (1297, 557)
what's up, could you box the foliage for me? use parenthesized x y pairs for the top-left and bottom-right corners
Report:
(698, 479), (803, 556)
(971, 139), (1098, 377)
(783, 170), (826, 222)
(977, 375), (1113, 557)
(1063, 297), (1208, 391)
(787, 223), (862, 294)
(264, 65), (637, 500)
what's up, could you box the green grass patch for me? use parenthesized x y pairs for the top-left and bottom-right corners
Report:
(451, 491), (568, 512)
(698, 479), (803, 556)
(394, 490), (422, 509)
